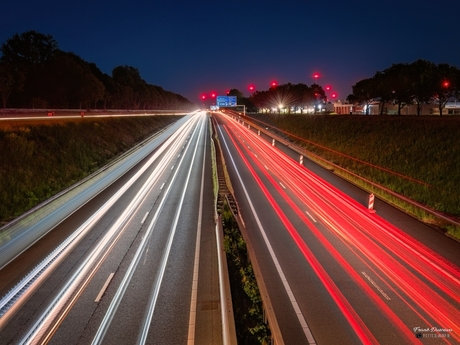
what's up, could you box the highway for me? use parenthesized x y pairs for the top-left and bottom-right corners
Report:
(0, 111), (220, 345)
(213, 111), (460, 345)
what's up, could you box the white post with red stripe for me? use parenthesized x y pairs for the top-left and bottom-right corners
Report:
(272, 138), (275, 146)
(368, 193), (376, 212)
(300, 155), (304, 165)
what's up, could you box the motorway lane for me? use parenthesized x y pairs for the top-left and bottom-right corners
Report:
(0, 112), (220, 345)
(214, 111), (460, 345)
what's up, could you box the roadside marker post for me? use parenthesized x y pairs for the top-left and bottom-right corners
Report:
(368, 193), (376, 213)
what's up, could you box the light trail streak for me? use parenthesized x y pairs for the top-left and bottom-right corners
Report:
(187, 119), (207, 345)
(137, 115), (206, 345)
(91, 114), (205, 345)
(223, 124), (378, 344)
(245, 116), (432, 187)
(220, 115), (460, 343)
(14, 115), (199, 344)
(257, 119), (458, 340)
(217, 124), (316, 344)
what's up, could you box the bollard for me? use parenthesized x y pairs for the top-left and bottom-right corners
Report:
(368, 193), (376, 212)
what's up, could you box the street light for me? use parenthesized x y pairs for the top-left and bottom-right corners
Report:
(313, 73), (320, 82)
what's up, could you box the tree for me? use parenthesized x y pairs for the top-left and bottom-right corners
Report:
(348, 78), (377, 115)
(112, 65), (148, 109)
(0, 30), (58, 66)
(0, 31), (194, 110)
(407, 60), (436, 116)
(384, 63), (413, 115)
(431, 63), (457, 116)
(371, 71), (393, 115)
(0, 61), (25, 108)
(79, 73), (105, 109)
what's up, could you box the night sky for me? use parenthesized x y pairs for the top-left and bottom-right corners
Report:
(2, 0), (459, 104)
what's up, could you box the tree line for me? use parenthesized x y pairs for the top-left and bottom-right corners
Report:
(226, 60), (460, 116)
(226, 83), (327, 114)
(0, 31), (194, 110)
(347, 60), (460, 116)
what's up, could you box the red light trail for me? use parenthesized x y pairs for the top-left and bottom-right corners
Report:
(218, 113), (460, 343)
(245, 116), (433, 188)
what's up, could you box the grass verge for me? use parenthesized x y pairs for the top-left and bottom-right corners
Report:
(0, 116), (181, 224)
(221, 200), (271, 344)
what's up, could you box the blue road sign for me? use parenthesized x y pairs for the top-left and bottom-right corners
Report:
(216, 96), (237, 107)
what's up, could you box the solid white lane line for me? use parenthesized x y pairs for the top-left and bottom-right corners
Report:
(95, 273), (114, 303)
(218, 124), (316, 345)
(141, 212), (149, 224)
(138, 116), (205, 345)
(187, 124), (207, 345)
(90, 116), (203, 345)
(18, 117), (198, 345)
(305, 211), (317, 223)
(362, 272), (391, 301)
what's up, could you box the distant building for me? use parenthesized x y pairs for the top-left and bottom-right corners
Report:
(333, 100), (355, 114)
(333, 99), (460, 115)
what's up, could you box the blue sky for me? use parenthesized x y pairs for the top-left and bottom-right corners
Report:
(1, 0), (459, 104)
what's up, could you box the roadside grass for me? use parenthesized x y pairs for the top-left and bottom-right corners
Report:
(222, 200), (271, 345)
(248, 114), (460, 236)
(0, 116), (181, 224)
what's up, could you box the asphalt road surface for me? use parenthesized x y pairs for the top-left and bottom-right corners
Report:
(0, 112), (220, 345)
(214, 111), (460, 345)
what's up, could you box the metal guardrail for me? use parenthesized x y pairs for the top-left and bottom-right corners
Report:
(0, 117), (190, 270)
(211, 113), (284, 345)
(232, 113), (460, 231)
(215, 217), (238, 345)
